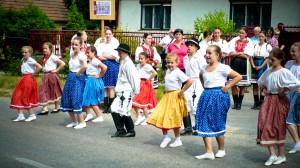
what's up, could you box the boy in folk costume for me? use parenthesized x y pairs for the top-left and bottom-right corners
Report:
(110, 44), (141, 137)
(181, 38), (207, 135)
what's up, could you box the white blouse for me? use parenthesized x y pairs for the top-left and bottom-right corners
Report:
(69, 52), (87, 72)
(21, 57), (37, 74)
(135, 46), (161, 64)
(201, 64), (232, 88)
(165, 68), (189, 91)
(258, 68), (300, 94)
(183, 52), (207, 81)
(229, 39), (254, 57)
(96, 42), (119, 61)
(199, 41), (209, 56)
(43, 54), (59, 72)
(136, 64), (153, 79)
(208, 39), (230, 55)
(285, 60), (300, 80)
(251, 43), (272, 59)
(86, 58), (102, 76)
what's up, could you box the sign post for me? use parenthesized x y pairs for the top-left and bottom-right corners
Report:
(90, 0), (116, 38)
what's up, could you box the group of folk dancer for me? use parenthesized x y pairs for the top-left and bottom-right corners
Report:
(9, 26), (300, 166)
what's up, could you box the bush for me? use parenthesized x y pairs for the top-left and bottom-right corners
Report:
(194, 10), (236, 35)
(65, 0), (86, 30)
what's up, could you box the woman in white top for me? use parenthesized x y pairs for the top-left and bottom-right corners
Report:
(198, 30), (213, 57)
(83, 46), (107, 123)
(38, 42), (65, 115)
(135, 33), (161, 89)
(60, 36), (88, 129)
(249, 31), (272, 110)
(229, 27), (254, 110)
(208, 28), (229, 64)
(10, 46), (42, 122)
(96, 27), (120, 113)
(285, 42), (300, 154)
(194, 45), (242, 160)
(257, 48), (300, 166)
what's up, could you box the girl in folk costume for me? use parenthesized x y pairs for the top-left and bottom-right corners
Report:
(180, 38), (207, 136)
(10, 46), (42, 122)
(70, 31), (89, 56)
(257, 48), (300, 166)
(60, 37), (88, 129)
(229, 27), (254, 110)
(208, 28), (230, 64)
(110, 44), (140, 138)
(83, 46), (107, 123)
(285, 42), (300, 154)
(198, 30), (213, 57)
(95, 27), (119, 114)
(38, 42), (65, 115)
(249, 31), (272, 110)
(135, 33), (161, 89)
(132, 52), (158, 126)
(147, 53), (193, 148)
(194, 45), (242, 160)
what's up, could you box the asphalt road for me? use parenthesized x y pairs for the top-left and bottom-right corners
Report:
(0, 94), (299, 168)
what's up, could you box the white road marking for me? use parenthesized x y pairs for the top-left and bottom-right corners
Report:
(15, 157), (53, 168)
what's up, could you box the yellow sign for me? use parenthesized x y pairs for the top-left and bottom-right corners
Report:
(89, 0), (116, 20)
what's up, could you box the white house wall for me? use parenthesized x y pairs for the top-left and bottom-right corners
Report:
(271, 0), (300, 27)
(119, 0), (141, 30)
(171, 0), (230, 33)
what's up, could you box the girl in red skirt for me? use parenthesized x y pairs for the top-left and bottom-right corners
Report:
(257, 48), (300, 166)
(38, 42), (65, 115)
(132, 52), (158, 126)
(10, 46), (42, 122)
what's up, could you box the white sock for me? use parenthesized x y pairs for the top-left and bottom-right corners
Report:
(295, 142), (300, 147)
(30, 114), (35, 117)
(163, 134), (169, 139)
(19, 114), (25, 118)
(175, 137), (181, 141)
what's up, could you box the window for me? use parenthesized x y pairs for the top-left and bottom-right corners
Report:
(140, 1), (171, 30)
(230, 1), (272, 30)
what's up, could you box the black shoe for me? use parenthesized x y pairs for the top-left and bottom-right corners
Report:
(111, 129), (126, 138)
(236, 103), (242, 110)
(121, 131), (136, 137)
(232, 103), (238, 109)
(51, 109), (60, 113)
(37, 111), (49, 115)
(180, 128), (193, 135)
(251, 102), (259, 109)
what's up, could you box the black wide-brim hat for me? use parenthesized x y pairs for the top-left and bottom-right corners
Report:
(115, 44), (131, 55)
(185, 38), (200, 50)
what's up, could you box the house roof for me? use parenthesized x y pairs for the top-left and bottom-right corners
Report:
(1, 0), (68, 21)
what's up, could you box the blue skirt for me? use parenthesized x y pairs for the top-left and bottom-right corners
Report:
(60, 72), (86, 114)
(286, 91), (300, 125)
(194, 87), (231, 137)
(251, 58), (268, 83)
(82, 76), (105, 106)
(102, 60), (119, 88)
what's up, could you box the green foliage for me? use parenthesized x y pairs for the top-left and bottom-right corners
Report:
(0, 3), (56, 37)
(194, 10), (236, 35)
(65, 0), (86, 30)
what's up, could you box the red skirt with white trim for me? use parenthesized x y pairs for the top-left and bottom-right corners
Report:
(10, 74), (39, 110)
(132, 79), (157, 110)
(256, 94), (290, 146)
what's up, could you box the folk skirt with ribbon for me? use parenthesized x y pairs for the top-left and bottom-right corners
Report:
(38, 72), (63, 106)
(286, 91), (300, 125)
(10, 74), (38, 110)
(250, 57), (268, 83)
(102, 60), (119, 88)
(147, 90), (188, 130)
(82, 76), (105, 107)
(194, 87), (231, 137)
(132, 79), (157, 110)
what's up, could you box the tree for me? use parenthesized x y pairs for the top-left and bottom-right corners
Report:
(194, 10), (236, 35)
(65, 0), (87, 30)
(0, 3), (56, 37)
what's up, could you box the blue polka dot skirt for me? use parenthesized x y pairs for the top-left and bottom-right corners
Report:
(60, 72), (86, 114)
(286, 91), (300, 125)
(82, 76), (105, 107)
(102, 60), (119, 87)
(194, 87), (230, 137)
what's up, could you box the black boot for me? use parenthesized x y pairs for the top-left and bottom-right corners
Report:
(251, 95), (259, 109)
(103, 97), (109, 113)
(236, 95), (244, 110)
(111, 113), (126, 137)
(180, 113), (192, 135)
(107, 97), (114, 113)
(256, 96), (265, 110)
(232, 95), (238, 109)
(121, 115), (136, 137)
